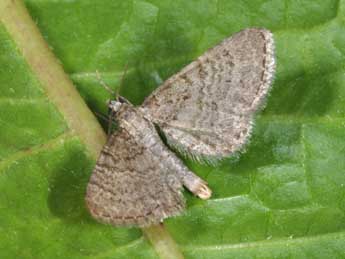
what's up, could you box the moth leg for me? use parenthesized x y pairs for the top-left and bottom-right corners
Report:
(180, 170), (212, 200)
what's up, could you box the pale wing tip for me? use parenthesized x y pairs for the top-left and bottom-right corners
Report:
(195, 181), (212, 200)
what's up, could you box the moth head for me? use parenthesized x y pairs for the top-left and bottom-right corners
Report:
(108, 96), (129, 113)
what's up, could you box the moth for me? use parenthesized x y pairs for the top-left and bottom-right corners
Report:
(85, 28), (275, 227)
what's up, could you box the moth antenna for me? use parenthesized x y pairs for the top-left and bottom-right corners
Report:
(96, 70), (115, 95)
(116, 63), (129, 101)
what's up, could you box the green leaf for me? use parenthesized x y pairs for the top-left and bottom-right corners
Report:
(1, 0), (345, 258)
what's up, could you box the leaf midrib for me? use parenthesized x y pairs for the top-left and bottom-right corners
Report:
(183, 230), (345, 251)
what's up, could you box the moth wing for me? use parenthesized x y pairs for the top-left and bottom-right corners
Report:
(85, 126), (185, 227)
(141, 28), (275, 159)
